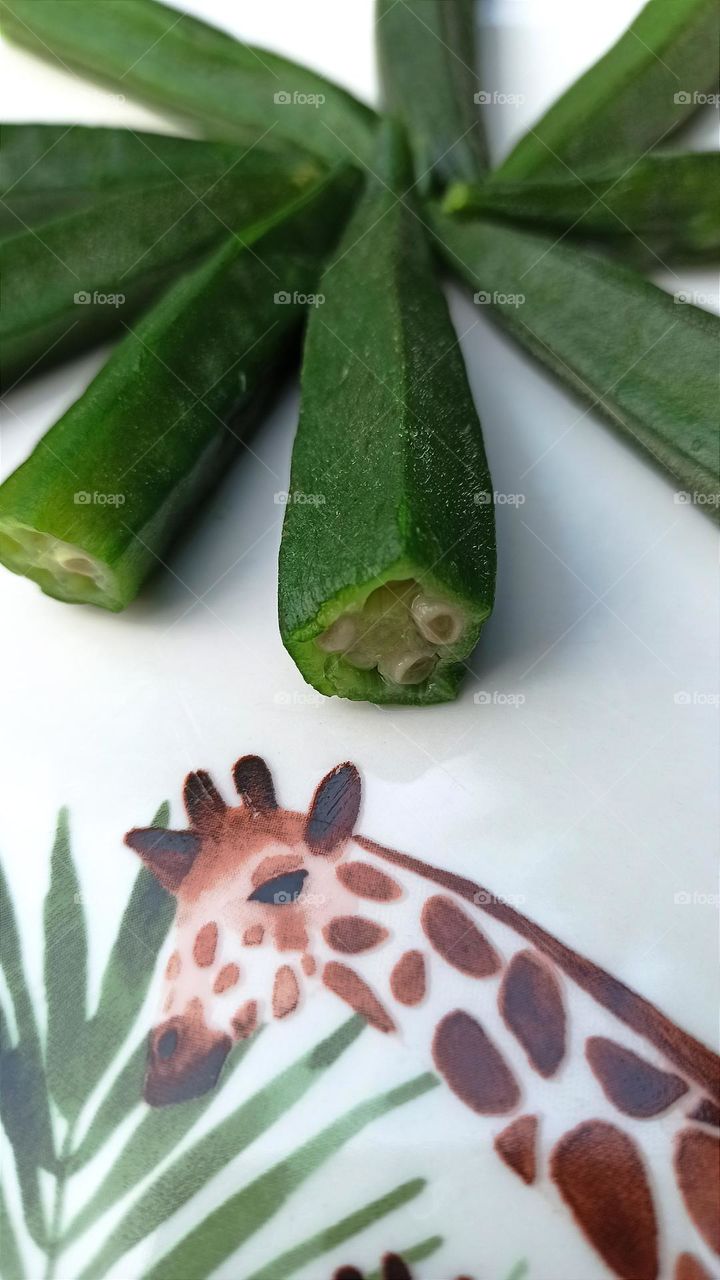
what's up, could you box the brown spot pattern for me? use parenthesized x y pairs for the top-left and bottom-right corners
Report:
(550, 1119), (658, 1279)
(689, 1098), (720, 1128)
(165, 950), (181, 980)
(432, 1010), (519, 1115)
(421, 895), (500, 978)
(275, 912), (309, 953)
(336, 860), (402, 901)
(243, 924), (264, 946)
(323, 962), (395, 1033)
(232, 1000), (257, 1039)
(213, 963), (240, 994)
(382, 1257), (412, 1280)
(499, 949), (565, 1078)
(674, 1127), (720, 1255)
(333, 1269), (363, 1280)
(390, 950), (426, 1006)
(356, 835), (720, 1102)
(586, 1035), (688, 1117)
(494, 1114), (538, 1185)
(301, 954), (316, 976)
(675, 1255), (714, 1280)
(192, 922), (218, 967)
(272, 965), (300, 1019)
(323, 916), (389, 954)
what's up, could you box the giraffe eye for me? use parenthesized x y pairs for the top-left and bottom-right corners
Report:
(248, 869), (308, 906)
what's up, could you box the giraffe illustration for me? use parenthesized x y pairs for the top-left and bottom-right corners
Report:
(125, 756), (720, 1280)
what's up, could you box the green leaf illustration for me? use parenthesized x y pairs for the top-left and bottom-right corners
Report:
(69, 1038), (146, 1170)
(244, 1178), (427, 1280)
(0, 1181), (25, 1280)
(0, 1004), (48, 1247)
(365, 1235), (444, 1279)
(76, 1016), (367, 1280)
(504, 1263), (529, 1280)
(143, 1072), (438, 1280)
(65, 1033), (257, 1242)
(44, 807), (88, 1118)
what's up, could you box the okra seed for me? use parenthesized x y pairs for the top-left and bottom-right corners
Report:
(317, 615), (358, 653)
(411, 594), (464, 645)
(378, 651), (437, 686)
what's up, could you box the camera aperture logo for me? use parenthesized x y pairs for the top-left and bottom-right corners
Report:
(74, 290), (125, 308)
(274, 89), (325, 108)
(274, 290), (324, 308)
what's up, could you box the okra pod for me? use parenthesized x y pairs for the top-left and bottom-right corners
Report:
(278, 125), (495, 705)
(0, 166), (359, 609)
(1, 141), (324, 388)
(0, 0), (376, 167)
(376, 0), (487, 191)
(495, 0), (719, 181)
(445, 153), (720, 264)
(0, 124), (258, 234)
(430, 207), (720, 513)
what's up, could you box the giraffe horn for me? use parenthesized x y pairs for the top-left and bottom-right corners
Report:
(183, 770), (226, 827)
(232, 754), (277, 811)
(306, 763), (361, 854)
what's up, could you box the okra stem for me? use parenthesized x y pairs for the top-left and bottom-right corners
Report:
(0, 167), (359, 609)
(0, 0), (376, 167)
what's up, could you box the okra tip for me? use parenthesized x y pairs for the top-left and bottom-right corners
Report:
(0, 520), (126, 610)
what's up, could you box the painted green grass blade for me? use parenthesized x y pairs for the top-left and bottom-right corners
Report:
(431, 207), (720, 514)
(0, 861), (39, 1048)
(65, 1034), (257, 1244)
(376, 0), (487, 191)
(44, 807), (87, 1119)
(503, 1263), (529, 1280)
(0, 0), (375, 167)
(143, 1072), (438, 1280)
(445, 153), (720, 265)
(0, 1180), (25, 1280)
(76, 1017), (366, 1280)
(244, 1178), (427, 1280)
(0, 1005), (47, 1247)
(495, 0), (720, 180)
(365, 1237), (444, 1280)
(74, 802), (174, 1099)
(69, 1039), (146, 1171)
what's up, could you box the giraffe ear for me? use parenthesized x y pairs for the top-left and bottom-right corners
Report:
(124, 827), (200, 893)
(232, 755), (277, 811)
(306, 763), (361, 855)
(183, 770), (226, 828)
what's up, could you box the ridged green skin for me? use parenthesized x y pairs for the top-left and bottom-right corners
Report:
(279, 128), (495, 705)
(0, 0), (376, 167)
(1, 141), (324, 389)
(495, 0), (720, 180)
(376, 0), (487, 192)
(0, 168), (359, 608)
(446, 152), (720, 264)
(0, 124), (267, 234)
(431, 208), (720, 515)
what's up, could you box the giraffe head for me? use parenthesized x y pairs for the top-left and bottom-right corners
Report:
(125, 756), (364, 1105)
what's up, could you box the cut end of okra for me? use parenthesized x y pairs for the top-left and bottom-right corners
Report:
(287, 570), (486, 704)
(0, 520), (124, 610)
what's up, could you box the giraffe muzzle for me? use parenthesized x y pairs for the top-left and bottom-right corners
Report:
(145, 1005), (232, 1106)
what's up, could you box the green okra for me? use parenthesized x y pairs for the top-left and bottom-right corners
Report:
(375, 0), (487, 191)
(1, 140), (324, 389)
(0, 0), (376, 167)
(445, 153), (720, 264)
(495, 0), (720, 181)
(0, 124), (263, 234)
(430, 207), (720, 514)
(278, 125), (495, 706)
(0, 166), (359, 610)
